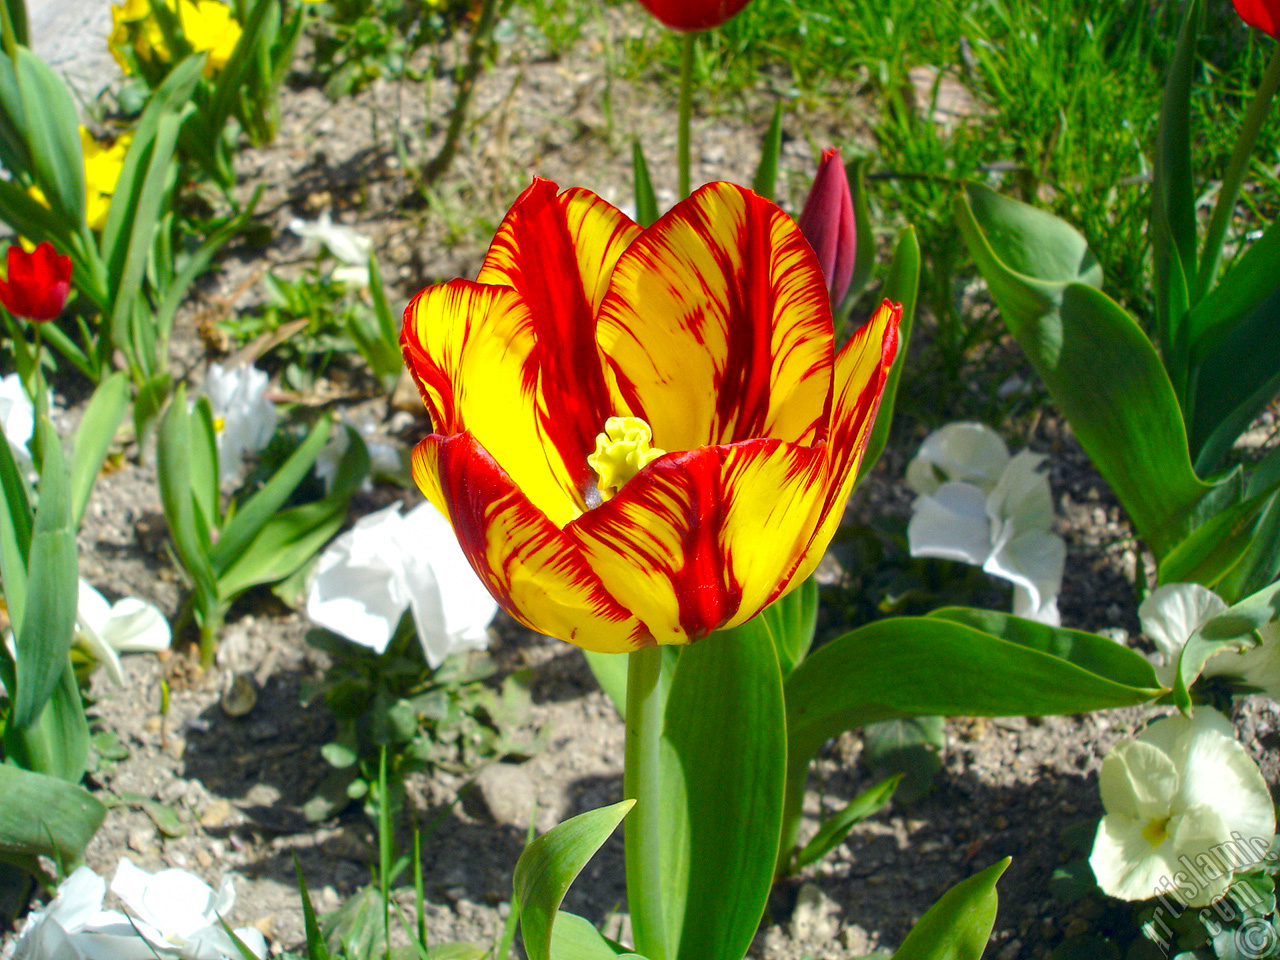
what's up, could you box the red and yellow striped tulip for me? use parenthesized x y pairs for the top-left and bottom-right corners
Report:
(401, 179), (900, 652)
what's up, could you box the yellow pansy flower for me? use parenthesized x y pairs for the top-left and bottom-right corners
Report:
(107, 0), (241, 77)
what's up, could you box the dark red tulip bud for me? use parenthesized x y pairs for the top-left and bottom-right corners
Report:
(1234, 0), (1279, 37)
(797, 148), (856, 308)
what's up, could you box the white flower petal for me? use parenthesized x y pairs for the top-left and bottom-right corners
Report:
(76, 582), (126, 687)
(1099, 738), (1179, 821)
(204, 364), (277, 482)
(907, 482), (992, 565)
(1174, 712), (1275, 857)
(110, 860), (219, 942)
(100, 599), (171, 653)
(1089, 814), (1181, 904)
(986, 451), (1053, 534)
(397, 501), (496, 668)
(1139, 583), (1228, 665)
(288, 212), (372, 267)
(907, 422), (1010, 494)
(0, 373), (35, 467)
(1166, 804), (1236, 906)
(984, 527), (1065, 623)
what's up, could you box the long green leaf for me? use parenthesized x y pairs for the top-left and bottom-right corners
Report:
(5, 661), (90, 782)
(513, 800), (634, 960)
(791, 774), (901, 874)
(13, 422), (79, 729)
(215, 496), (348, 598)
(759, 575), (818, 677)
(210, 416), (330, 574)
(14, 47), (85, 229)
(1215, 488), (1280, 603)
(70, 373), (129, 527)
(1150, 0), (1199, 373)
(663, 618), (786, 960)
(751, 103), (783, 202)
(858, 224), (919, 481)
(955, 184), (1214, 559)
(632, 140), (658, 228)
(779, 614), (1162, 866)
(547, 912), (627, 960)
(206, 0), (278, 138)
(1187, 285), (1280, 475)
(0, 765), (105, 863)
(156, 387), (218, 612)
(892, 858), (1009, 960)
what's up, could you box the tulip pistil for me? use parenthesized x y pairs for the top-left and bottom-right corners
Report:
(587, 416), (665, 503)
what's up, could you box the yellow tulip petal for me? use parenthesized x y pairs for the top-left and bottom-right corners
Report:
(411, 433), (647, 653)
(475, 178), (643, 493)
(567, 447), (733, 644)
(402, 278), (583, 526)
(790, 299), (900, 586)
(597, 182), (834, 453)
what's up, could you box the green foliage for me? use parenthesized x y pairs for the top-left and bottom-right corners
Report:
(892, 857), (1009, 960)
(302, 623), (540, 824)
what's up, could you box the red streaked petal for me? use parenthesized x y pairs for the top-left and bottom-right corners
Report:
(412, 432), (649, 653)
(476, 178), (643, 490)
(790, 298), (900, 584)
(597, 181), (834, 453)
(566, 446), (738, 644)
(401, 278), (582, 526)
(566, 438), (828, 643)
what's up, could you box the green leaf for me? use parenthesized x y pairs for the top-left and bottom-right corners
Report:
(582, 649), (628, 720)
(295, 857), (333, 960)
(892, 858), (1009, 960)
(1215, 487), (1280, 603)
(632, 140), (658, 228)
(206, 0), (278, 140)
(1186, 284), (1280, 475)
(211, 416), (330, 574)
(662, 617), (786, 960)
(14, 47), (86, 229)
(955, 184), (1215, 560)
(862, 717), (943, 804)
(13, 422), (79, 729)
(779, 614), (1162, 869)
(1172, 577), (1280, 711)
(0, 765), (105, 864)
(70, 373), (129, 527)
(759, 575), (818, 677)
(215, 496), (349, 598)
(791, 774), (900, 873)
(0, 399), (34, 633)
(157, 386), (219, 614)
(513, 800), (634, 960)
(548, 911), (627, 960)
(858, 225), (919, 481)
(751, 102), (783, 202)
(1150, 0), (1199, 369)
(1156, 488), (1271, 589)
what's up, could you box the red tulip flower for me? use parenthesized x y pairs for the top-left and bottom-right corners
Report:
(635, 0), (752, 31)
(0, 242), (72, 322)
(797, 148), (857, 307)
(1234, 0), (1279, 36)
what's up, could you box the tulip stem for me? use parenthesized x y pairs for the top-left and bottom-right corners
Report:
(1196, 41), (1280, 298)
(624, 644), (669, 960)
(677, 32), (696, 199)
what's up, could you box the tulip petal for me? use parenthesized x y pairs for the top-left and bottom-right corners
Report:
(412, 432), (647, 652)
(788, 299), (899, 586)
(476, 178), (642, 491)
(402, 278), (583, 525)
(597, 182), (835, 452)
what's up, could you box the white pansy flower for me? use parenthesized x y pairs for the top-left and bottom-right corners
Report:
(203, 364), (277, 482)
(1089, 708), (1275, 906)
(307, 500), (497, 668)
(11, 861), (266, 960)
(906, 422), (1065, 625)
(76, 580), (171, 686)
(0, 372), (35, 472)
(288, 212), (372, 287)
(1140, 582), (1280, 694)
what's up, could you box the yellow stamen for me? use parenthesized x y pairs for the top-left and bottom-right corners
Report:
(213, 416), (226, 433)
(587, 416), (665, 502)
(1142, 816), (1171, 848)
